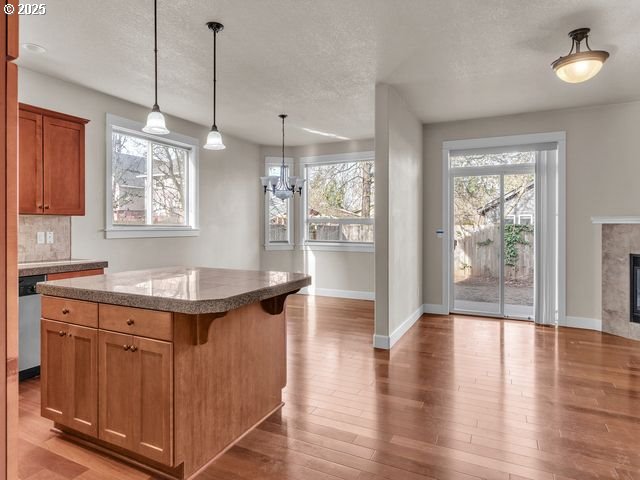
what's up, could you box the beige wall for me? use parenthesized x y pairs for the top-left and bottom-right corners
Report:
(375, 84), (423, 341)
(423, 100), (640, 321)
(259, 139), (375, 295)
(19, 68), (262, 273)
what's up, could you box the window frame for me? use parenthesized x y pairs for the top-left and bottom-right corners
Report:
(518, 214), (533, 225)
(105, 114), (199, 239)
(264, 156), (295, 250)
(300, 151), (375, 253)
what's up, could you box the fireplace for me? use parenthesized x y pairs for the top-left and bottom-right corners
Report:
(631, 254), (640, 323)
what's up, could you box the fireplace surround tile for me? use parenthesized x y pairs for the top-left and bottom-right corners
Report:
(602, 224), (640, 340)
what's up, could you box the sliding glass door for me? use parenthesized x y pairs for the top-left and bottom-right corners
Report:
(450, 152), (536, 320)
(452, 174), (502, 315)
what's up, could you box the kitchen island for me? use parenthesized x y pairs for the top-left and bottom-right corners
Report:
(36, 267), (311, 479)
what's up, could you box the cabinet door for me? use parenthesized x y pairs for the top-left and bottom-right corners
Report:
(43, 116), (85, 215)
(18, 109), (43, 214)
(98, 330), (135, 450)
(41, 320), (70, 424)
(67, 324), (98, 437)
(132, 336), (173, 466)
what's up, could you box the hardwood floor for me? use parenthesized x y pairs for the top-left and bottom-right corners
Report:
(18, 295), (640, 480)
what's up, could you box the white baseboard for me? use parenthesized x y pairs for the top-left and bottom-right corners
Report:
(422, 303), (449, 315)
(373, 304), (425, 350)
(372, 334), (390, 349)
(371, 307), (602, 350)
(560, 316), (602, 332)
(298, 287), (375, 301)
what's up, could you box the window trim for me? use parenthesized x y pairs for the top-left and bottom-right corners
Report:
(300, 151), (375, 253)
(264, 156), (295, 250)
(518, 214), (533, 225)
(105, 114), (199, 239)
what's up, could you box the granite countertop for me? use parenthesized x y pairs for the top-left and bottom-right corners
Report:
(19, 259), (109, 277)
(36, 266), (311, 314)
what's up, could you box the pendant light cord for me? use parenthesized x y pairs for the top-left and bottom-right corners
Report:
(213, 28), (217, 128)
(153, 0), (158, 108)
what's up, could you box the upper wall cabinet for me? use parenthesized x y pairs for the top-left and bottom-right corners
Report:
(19, 104), (89, 215)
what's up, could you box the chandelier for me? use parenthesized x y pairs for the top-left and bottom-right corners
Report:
(260, 114), (304, 200)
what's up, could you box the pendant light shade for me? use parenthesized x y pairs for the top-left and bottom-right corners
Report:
(143, 0), (169, 134)
(552, 28), (609, 84)
(204, 21), (225, 151)
(143, 105), (169, 135)
(204, 125), (225, 150)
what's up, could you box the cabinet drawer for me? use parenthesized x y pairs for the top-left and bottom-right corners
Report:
(42, 296), (98, 328)
(99, 304), (172, 341)
(47, 268), (104, 281)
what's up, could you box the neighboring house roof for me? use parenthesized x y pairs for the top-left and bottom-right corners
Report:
(478, 181), (534, 216)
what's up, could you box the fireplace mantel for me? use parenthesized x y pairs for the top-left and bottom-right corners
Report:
(592, 216), (640, 224)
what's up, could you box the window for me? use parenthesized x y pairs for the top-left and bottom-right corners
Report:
(264, 157), (294, 249)
(518, 214), (533, 225)
(106, 114), (199, 238)
(302, 152), (374, 251)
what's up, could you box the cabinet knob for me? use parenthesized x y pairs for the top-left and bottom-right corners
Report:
(123, 345), (130, 351)
(58, 331), (66, 337)
(126, 319), (134, 326)
(44, 204), (50, 209)
(130, 346), (138, 352)
(37, 204), (43, 209)
(62, 308), (70, 315)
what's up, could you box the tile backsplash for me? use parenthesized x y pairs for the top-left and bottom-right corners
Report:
(19, 215), (71, 262)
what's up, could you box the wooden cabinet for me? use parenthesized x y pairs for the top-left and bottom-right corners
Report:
(131, 336), (173, 465)
(41, 319), (98, 437)
(18, 104), (88, 215)
(40, 294), (289, 479)
(46, 268), (104, 281)
(98, 330), (173, 465)
(98, 330), (136, 450)
(18, 109), (42, 213)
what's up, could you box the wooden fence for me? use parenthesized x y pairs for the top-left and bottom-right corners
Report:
(454, 225), (534, 283)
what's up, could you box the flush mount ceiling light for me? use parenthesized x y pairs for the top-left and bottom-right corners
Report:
(22, 43), (46, 54)
(552, 28), (609, 84)
(260, 114), (305, 200)
(143, 0), (169, 135)
(203, 21), (226, 150)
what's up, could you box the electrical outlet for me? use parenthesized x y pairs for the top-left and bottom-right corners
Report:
(46, 232), (54, 244)
(36, 232), (45, 244)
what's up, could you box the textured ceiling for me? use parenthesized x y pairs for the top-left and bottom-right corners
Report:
(17, 0), (640, 146)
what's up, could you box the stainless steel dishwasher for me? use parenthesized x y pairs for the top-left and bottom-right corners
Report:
(19, 274), (45, 380)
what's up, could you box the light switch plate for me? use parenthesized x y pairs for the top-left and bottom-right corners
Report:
(46, 232), (54, 244)
(36, 232), (45, 244)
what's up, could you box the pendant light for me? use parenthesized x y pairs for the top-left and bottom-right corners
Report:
(260, 114), (305, 199)
(552, 28), (609, 84)
(143, 0), (169, 135)
(204, 21), (226, 150)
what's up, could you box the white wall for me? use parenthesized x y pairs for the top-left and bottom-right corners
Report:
(374, 84), (423, 347)
(259, 139), (375, 297)
(423, 100), (640, 324)
(19, 68), (262, 273)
